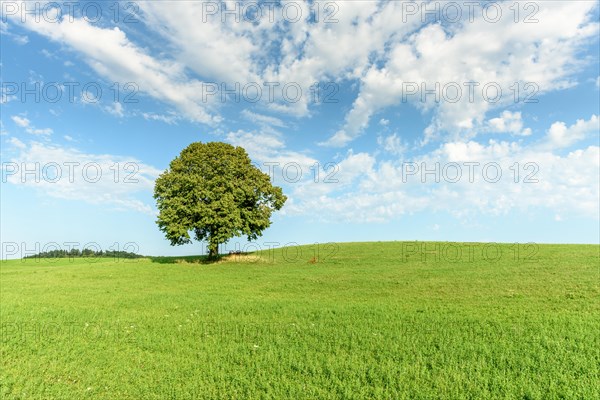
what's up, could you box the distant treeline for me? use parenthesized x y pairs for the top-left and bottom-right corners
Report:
(23, 249), (144, 259)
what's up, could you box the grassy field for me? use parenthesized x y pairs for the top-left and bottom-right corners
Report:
(1, 242), (598, 399)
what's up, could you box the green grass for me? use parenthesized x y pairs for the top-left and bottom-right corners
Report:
(1, 242), (599, 399)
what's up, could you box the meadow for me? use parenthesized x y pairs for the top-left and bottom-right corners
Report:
(1, 242), (598, 399)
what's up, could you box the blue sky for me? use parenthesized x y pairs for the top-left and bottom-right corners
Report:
(1, 1), (599, 259)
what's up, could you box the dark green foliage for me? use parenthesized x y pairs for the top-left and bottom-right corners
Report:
(153, 142), (286, 257)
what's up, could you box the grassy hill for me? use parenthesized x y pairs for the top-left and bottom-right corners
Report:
(1, 242), (598, 399)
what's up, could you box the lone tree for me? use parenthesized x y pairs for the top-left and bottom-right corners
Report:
(154, 142), (287, 258)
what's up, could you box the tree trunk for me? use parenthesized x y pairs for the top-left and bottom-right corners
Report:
(207, 233), (219, 259)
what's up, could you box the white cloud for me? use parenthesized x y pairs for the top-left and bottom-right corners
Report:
(11, 116), (53, 135)
(242, 110), (287, 128)
(105, 102), (124, 118)
(41, 49), (55, 59)
(335, 151), (376, 186)
(439, 140), (519, 163)
(226, 129), (313, 165)
(225, 129), (317, 190)
(377, 133), (407, 156)
(322, 2), (599, 146)
(8, 137), (26, 149)
(141, 112), (180, 125)
(544, 114), (599, 149)
(79, 96), (126, 119)
(27, 128), (53, 135)
(226, 129), (283, 152)
(121, 1), (425, 118)
(487, 111), (532, 136)
(11, 1), (597, 146)
(13, 14), (221, 125)
(1, 19), (29, 44)
(287, 116), (600, 222)
(12, 116), (30, 128)
(4, 141), (161, 216)
(139, 2), (261, 84)
(318, 130), (352, 147)
(13, 34), (29, 45)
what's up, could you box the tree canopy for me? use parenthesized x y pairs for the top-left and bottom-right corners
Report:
(153, 142), (287, 258)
